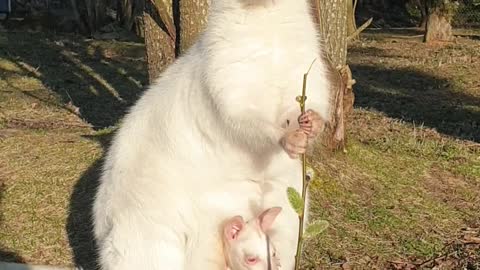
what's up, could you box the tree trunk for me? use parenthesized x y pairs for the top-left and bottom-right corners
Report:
(424, 10), (453, 42)
(347, 0), (357, 37)
(424, 0), (455, 43)
(313, 0), (348, 68)
(417, 0), (429, 28)
(94, 0), (107, 30)
(310, 0), (354, 151)
(82, 0), (107, 34)
(143, 0), (210, 81)
(133, 0), (146, 37)
(118, 0), (145, 33)
(144, 0), (176, 82)
(118, 0), (134, 29)
(69, 0), (88, 34)
(178, 0), (210, 55)
(84, 0), (95, 33)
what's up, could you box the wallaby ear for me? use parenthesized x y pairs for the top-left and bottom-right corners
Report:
(224, 216), (245, 241)
(258, 207), (282, 233)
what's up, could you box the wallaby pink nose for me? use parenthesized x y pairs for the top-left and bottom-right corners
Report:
(245, 256), (259, 265)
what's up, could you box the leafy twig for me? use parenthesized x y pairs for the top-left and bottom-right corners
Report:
(288, 59), (329, 270)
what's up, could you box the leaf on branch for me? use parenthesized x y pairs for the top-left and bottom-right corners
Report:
(287, 187), (304, 216)
(304, 220), (329, 239)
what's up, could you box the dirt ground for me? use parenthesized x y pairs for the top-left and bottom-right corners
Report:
(0, 28), (479, 269)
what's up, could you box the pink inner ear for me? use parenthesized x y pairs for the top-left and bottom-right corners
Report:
(258, 207), (282, 233)
(224, 216), (244, 241)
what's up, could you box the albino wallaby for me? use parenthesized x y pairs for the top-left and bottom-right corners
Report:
(92, 0), (331, 269)
(223, 207), (283, 270)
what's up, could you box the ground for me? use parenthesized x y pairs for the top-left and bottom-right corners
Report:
(0, 28), (479, 270)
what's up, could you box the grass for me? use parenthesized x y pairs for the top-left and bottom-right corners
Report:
(0, 31), (146, 267)
(0, 29), (479, 269)
(305, 113), (479, 268)
(304, 30), (480, 269)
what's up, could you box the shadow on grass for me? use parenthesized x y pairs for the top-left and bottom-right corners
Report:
(351, 64), (480, 142)
(66, 159), (101, 270)
(1, 30), (148, 268)
(0, 31), (147, 129)
(0, 250), (25, 263)
(0, 180), (25, 263)
(66, 133), (114, 270)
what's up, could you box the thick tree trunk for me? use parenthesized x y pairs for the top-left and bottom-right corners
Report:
(424, 8), (454, 42)
(144, 0), (176, 82)
(178, 0), (210, 55)
(424, 0), (455, 43)
(313, 0), (348, 68)
(311, 0), (353, 151)
(143, 0), (210, 81)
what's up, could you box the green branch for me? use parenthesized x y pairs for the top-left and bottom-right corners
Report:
(288, 59), (329, 270)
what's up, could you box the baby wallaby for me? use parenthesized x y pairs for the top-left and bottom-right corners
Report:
(222, 207), (282, 270)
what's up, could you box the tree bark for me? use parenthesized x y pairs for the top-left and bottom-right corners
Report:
(310, 0), (353, 151)
(347, 0), (358, 37)
(133, 0), (146, 36)
(178, 0), (210, 55)
(424, 10), (453, 42)
(84, 0), (95, 33)
(94, 0), (107, 30)
(143, 0), (211, 81)
(81, 0), (107, 34)
(118, 0), (145, 33)
(118, 0), (133, 29)
(69, 0), (88, 34)
(144, 0), (176, 82)
(417, 0), (429, 28)
(313, 0), (348, 68)
(424, 0), (455, 43)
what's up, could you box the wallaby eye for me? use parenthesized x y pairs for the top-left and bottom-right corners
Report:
(245, 256), (259, 265)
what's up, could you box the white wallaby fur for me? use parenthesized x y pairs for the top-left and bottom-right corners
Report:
(92, 0), (332, 269)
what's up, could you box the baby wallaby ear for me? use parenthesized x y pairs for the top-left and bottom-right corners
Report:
(224, 216), (245, 241)
(258, 207), (282, 233)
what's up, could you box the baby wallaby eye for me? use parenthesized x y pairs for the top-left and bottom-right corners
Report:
(245, 255), (259, 265)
